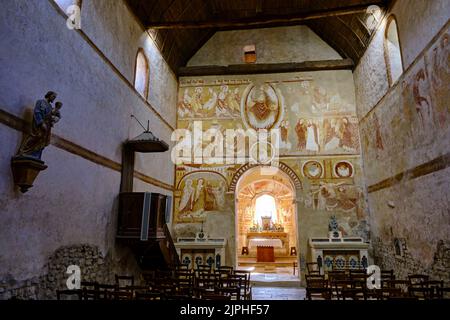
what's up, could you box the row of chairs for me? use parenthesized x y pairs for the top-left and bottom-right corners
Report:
(57, 267), (252, 301)
(305, 268), (450, 300)
(145, 266), (252, 300)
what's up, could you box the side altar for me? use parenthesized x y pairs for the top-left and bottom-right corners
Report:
(174, 232), (227, 270)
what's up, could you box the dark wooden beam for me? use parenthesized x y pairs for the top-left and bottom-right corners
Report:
(178, 59), (354, 76)
(146, 3), (385, 29)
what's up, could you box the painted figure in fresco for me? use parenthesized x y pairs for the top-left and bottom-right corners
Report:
(323, 118), (340, 151)
(206, 180), (226, 210)
(430, 33), (450, 127)
(306, 162), (322, 178)
(178, 88), (194, 118)
(310, 182), (359, 212)
(335, 162), (351, 178)
(17, 91), (63, 160)
(295, 119), (307, 150)
(339, 117), (357, 151)
(247, 84), (279, 129)
(229, 88), (241, 116)
(204, 181), (217, 211)
(401, 80), (415, 141)
(203, 88), (217, 113)
(412, 69), (431, 128)
(311, 86), (330, 113)
(216, 86), (229, 116)
(179, 179), (195, 212)
(279, 120), (292, 150)
(373, 114), (384, 151)
(191, 87), (204, 115)
(305, 120), (319, 152)
(193, 178), (206, 212)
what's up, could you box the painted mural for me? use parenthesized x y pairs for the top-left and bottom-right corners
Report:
(428, 32), (450, 129)
(175, 169), (229, 222)
(174, 71), (369, 254)
(177, 74), (359, 156)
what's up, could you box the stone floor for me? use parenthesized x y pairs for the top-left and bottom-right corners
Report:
(252, 287), (306, 300)
(249, 272), (306, 300)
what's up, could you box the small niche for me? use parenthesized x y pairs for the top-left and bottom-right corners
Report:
(243, 44), (257, 64)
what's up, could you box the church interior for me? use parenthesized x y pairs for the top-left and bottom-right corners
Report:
(0, 0), (449, 301)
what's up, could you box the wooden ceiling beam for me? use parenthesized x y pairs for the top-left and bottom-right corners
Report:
(178, 58), (354, 76)
(146, 3), (385, 29)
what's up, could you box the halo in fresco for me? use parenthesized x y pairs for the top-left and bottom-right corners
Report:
(302, 160), (323, 179)
(241, 83), (284, 130)
(334, 161), (353, 178)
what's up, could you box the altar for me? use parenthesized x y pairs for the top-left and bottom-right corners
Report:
(248, 238), (283, 249)
(246, 232), (289, 260)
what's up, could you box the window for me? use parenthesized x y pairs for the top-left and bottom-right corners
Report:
(243, 44), (257, 64)
(134, 49), (149, 99)
(384, 16), (404, 86)
(254, 194), (277, 226)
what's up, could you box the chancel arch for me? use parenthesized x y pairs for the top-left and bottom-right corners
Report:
(235, 165), (299, 275)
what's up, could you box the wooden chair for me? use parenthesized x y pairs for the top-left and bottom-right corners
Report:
(174, 270), (194, 296)
(203, 293), (232, 300)
(234, 270), (252, 300)
(408, 274), (429, 285)
(96, 284), (117, 300)
(341, 280), (367, 300)
(115, 275), (134, 288)
(305, 275), (331, 300)
(135, 291), (163, 300)
(123, 285), (150, 299)
(80, 281), (98, 300)
(215, 286), (241, 300)
(380, 270), (395, 288)
(437, 287), (450, 299)
(328, 270), (350, 300)
(56, 289), (82, 300)
(196, 264), (212, 272)
(306, 262), (320, 275)
(113, 290), (133, 300)
(195, 271), (218, 293)
(384, 279), (410, 297)
(376, 287), (404, 300)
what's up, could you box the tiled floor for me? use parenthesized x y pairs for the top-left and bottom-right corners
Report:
(252, 287), (306, 300)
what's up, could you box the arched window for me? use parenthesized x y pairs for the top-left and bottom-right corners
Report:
(254, 194), (277, 226)
(134, 49), (149, 99)
(384, 16), (404, 86)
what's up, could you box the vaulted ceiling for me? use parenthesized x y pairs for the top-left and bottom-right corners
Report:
(125, 0), (391, 73)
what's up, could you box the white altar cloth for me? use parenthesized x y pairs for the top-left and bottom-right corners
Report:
(248, 238), (283, 248)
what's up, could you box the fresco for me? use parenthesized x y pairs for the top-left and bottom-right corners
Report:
(174, 71), (368, 243)
(427, 32), (450, 129)
(178, 73), (360, 157)
(175, 170), (228, 222)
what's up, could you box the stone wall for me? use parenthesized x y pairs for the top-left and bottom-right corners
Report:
(187, 25), (342, 66)
(0, 0), (176, 298)
(0, 244), (142, 300)
(354, 0), (450, 280)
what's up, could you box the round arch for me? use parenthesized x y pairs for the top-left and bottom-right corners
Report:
(229, 162), (302, 193)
